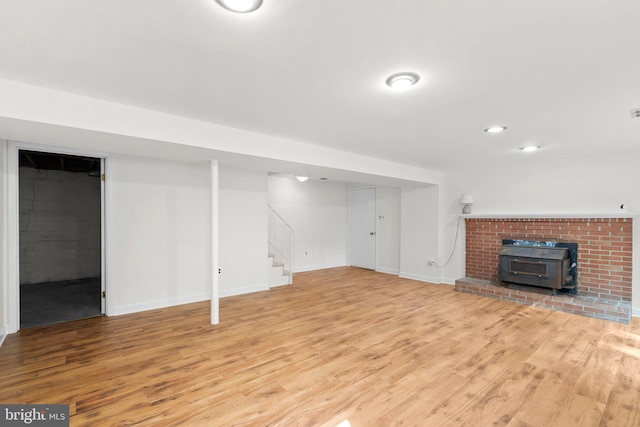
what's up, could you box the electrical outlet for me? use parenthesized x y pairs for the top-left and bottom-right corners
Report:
(428, 258), (436, 266)
(305, 251), (309, 256)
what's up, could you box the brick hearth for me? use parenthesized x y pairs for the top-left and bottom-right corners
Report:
(454, 217), (632, 323)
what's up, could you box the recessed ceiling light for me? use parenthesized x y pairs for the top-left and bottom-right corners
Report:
(520, 145), (541, 152)
(215, 0), (263, 13)
(296, 175), (309, 182)
(385, 72), (420, 90)
(484, 126), (507, 133)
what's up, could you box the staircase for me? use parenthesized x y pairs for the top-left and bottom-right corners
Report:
(268, 252), (291, 287)
(268, 205), (293, 287)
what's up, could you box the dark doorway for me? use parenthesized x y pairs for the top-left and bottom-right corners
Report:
(19, 150), (103, 328)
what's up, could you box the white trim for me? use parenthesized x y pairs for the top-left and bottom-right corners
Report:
(8, 140), (109, 160)
(7, 140), (108, 332)
(461, 213), (640, 219)
(0, 140), (6, 340)
(399, 272), (441, 284)
(375, 267), (400, 276)
(7, 143), (18, 333)
(293, 263), (347, 273)
(0, 324), (7, 347)
(210, 160), (219, 324)
(633, 218), (639, 320)
(110, 293), (211, 317)
(100, 158), (106, 315)
(269, 282), (291, 289)
(104, 159), (113, 317)
(219, 284), (269, 298)
(440, 277), (457, 286)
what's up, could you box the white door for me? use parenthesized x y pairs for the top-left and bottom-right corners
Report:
(350, 187), (376, 269)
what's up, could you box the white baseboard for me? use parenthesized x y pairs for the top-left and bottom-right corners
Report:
(440, 277), (457, 286)
(110, 293), (211, 316)
(0, 324), (7, 348)
(633, 307), (640, 318)
(292, 263), (346, 273)
(220, 283), (269, 298)
(110, 283), (279, 315)
(375, 267), (400, 276)
(269, 282), (291, 289)
(399, 272), (441, 284)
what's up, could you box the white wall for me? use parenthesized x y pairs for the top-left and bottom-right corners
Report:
(19, 167), (101, 284)
(375, 186), (401, 275)
(0, 140), (7, 343)
(219, 167), (268, 296)
(268, 176), (348, 272)
(399, 184), (440, 283)
(106, 155), (211, 315)
(0, 78), (442, 186)
(440, 154), (640, 314)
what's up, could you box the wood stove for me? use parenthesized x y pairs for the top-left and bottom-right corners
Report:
(499, 244), (575, 291)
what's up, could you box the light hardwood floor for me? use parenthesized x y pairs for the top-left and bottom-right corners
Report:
(1, 267), (640, 426)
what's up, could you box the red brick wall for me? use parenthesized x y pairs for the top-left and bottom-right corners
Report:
(465, 218), (632, 301)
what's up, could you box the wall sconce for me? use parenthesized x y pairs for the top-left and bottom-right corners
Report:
(460, 194), (474, 214)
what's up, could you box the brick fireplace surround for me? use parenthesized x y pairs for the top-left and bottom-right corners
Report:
(454, 216), (633, 323)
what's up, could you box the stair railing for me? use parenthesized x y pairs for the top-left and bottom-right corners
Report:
(268, 205), (294, 285)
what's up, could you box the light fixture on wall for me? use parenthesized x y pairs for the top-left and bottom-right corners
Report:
(215, 0), (263, 13)
(460, 194), (474, 214)
(296, 175), (309, 182)
(385, 72), (420, 90)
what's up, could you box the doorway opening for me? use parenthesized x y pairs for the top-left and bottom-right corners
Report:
(19, 150), (104, 328)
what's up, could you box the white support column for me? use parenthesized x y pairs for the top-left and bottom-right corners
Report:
(210, 160), (220, 324)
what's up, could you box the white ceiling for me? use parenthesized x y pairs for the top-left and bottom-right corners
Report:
(0, 0), (639, 173)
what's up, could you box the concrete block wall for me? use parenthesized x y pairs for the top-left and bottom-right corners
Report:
(19, 167), (101, 284)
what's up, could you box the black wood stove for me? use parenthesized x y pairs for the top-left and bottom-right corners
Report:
(499, 241), (577, 293)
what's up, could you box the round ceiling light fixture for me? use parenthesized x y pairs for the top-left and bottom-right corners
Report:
(296, 175), (309, 182)
(520, 145), (541, 152)
(215, 0), (263, 13)
(484, 126), (507, 133)
(385, 72), (420, 90)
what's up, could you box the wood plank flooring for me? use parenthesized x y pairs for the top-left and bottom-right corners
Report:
(1, 267), (640, 426)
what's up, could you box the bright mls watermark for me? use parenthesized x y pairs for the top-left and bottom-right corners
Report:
(1, 405), (69, 426)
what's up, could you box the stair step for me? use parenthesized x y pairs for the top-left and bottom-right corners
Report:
(267, 249), (292, 286)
